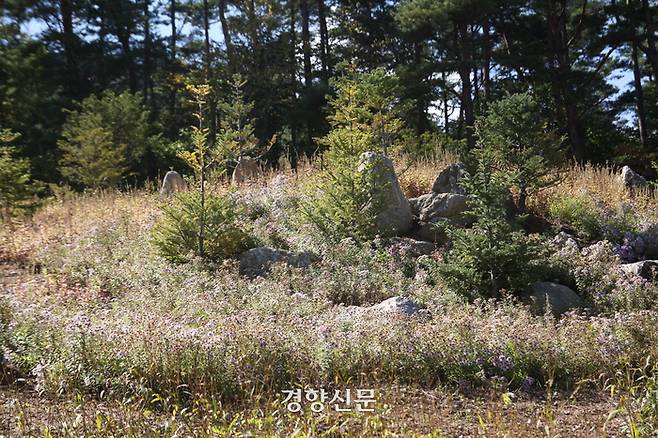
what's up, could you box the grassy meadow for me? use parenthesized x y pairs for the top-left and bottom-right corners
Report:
(1, 157), (657, 437)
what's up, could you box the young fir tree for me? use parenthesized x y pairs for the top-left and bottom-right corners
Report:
(438, 147), (548, 299)
(216, 74), (260, 160)
(302, 66), (405, 241)
(152, 83), (255, 263)
(475, 92), (564, 213)
(57, 91), (158, 188)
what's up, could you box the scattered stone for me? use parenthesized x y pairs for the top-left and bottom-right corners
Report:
(358, 152), (413, 236)
(371, 237), (435, 259)
(232, 156), (261, 185)
(582, 240), (619, 262)
(369, 296), (421, 315)
(239, 247), (318, 278)
(552, 232), (579, 249)
(620, 260), (658, 281)
(526, 282), (585, 318)
(432, 163), (466, 194)
(160, 170), (187, 195)
(620, 165), (648, 190)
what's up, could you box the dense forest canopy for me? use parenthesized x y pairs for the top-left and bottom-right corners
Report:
(1, 0), (657, 185)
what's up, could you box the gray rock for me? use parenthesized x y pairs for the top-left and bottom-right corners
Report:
(432, 163), (466, 194)
(160, 170), (187, 195)
(372, 237), (435, 259)
(357, 152), (413, 236)
(369, 296), (421, 315)
(232, 156), (261, 185)
(239, 247), (318, 278)
(620, 260), (658, 281)
(409, 192), (469, 223)
(526, 282), (585, 317)
(551, 232), (579, 257)
(620, 165), (648, 190)
(582, 240), (619, 263)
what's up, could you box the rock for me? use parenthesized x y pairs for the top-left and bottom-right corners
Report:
(160, 170), (187, 195)
(369, 296), (421, 315)
(432, 163), (466, 194)
(582, 240), (619, 262)
(620, 165), (648, 190)
(372, 237), (435, 259)
(232, 156), (261, 185)
(239, 247), (318, 278)
(408, 192), (470, 244)
(620, 260), (658, 281)
(409, 192), (469, 223)
(357, 152), (413, 235)
(526, 282), (585, 317)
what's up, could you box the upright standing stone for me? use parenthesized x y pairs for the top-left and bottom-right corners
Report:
(232, 156), (260, 185)
(160, 170), (187, 195)
(358, 152), (413, 236)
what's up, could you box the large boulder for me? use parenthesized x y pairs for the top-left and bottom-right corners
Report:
(358, 152), (413, 235)
(409, 192), (469, 223)
(620, 260), (658, 281)
(620, 165), (648, 190)
(408, 192), (470, 244)
(369, 296), (421, 316)
(526, 282), (585, 317)
(432, 162), (466, 194)
(160, 170), (187, 195)
(232, 156), (261, 185)
(239, 247), (318, 278)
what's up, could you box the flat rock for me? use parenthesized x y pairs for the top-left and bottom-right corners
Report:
(369, 296), (421, 315)
(371, 237), (435, 259)
(409, 192), (468, 223)
(619, 260), (658, 281)
(526, 282), (585, 318)
(239, 247), (318, 278)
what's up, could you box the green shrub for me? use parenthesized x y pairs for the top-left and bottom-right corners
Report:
(548, 194), (637, 241)
(0, 129), (42, 221)
(151, 192), (257, 263)
(438, 147), (549, 299)
(58, 91), (162, 188)
(548, 195), (602, 240)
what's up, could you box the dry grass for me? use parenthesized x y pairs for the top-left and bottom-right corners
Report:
(534, 163), (657, 216)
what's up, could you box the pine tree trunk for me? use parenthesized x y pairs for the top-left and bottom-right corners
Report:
(143, 0), (152, 106)
(218, 0), (233, 65)
(170, 0), (176, 60)
(483, 15), (491, 104)
(289, 0), (299, 165)
(300, 0), (312, 88)
(546, 0), (585, 161)
(317, 0), (329, 81)
(456, 22), (475, 148)
(202, 0), (216, 142)
(60, 0), (78, 98)
(632, 39), (649, 150)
